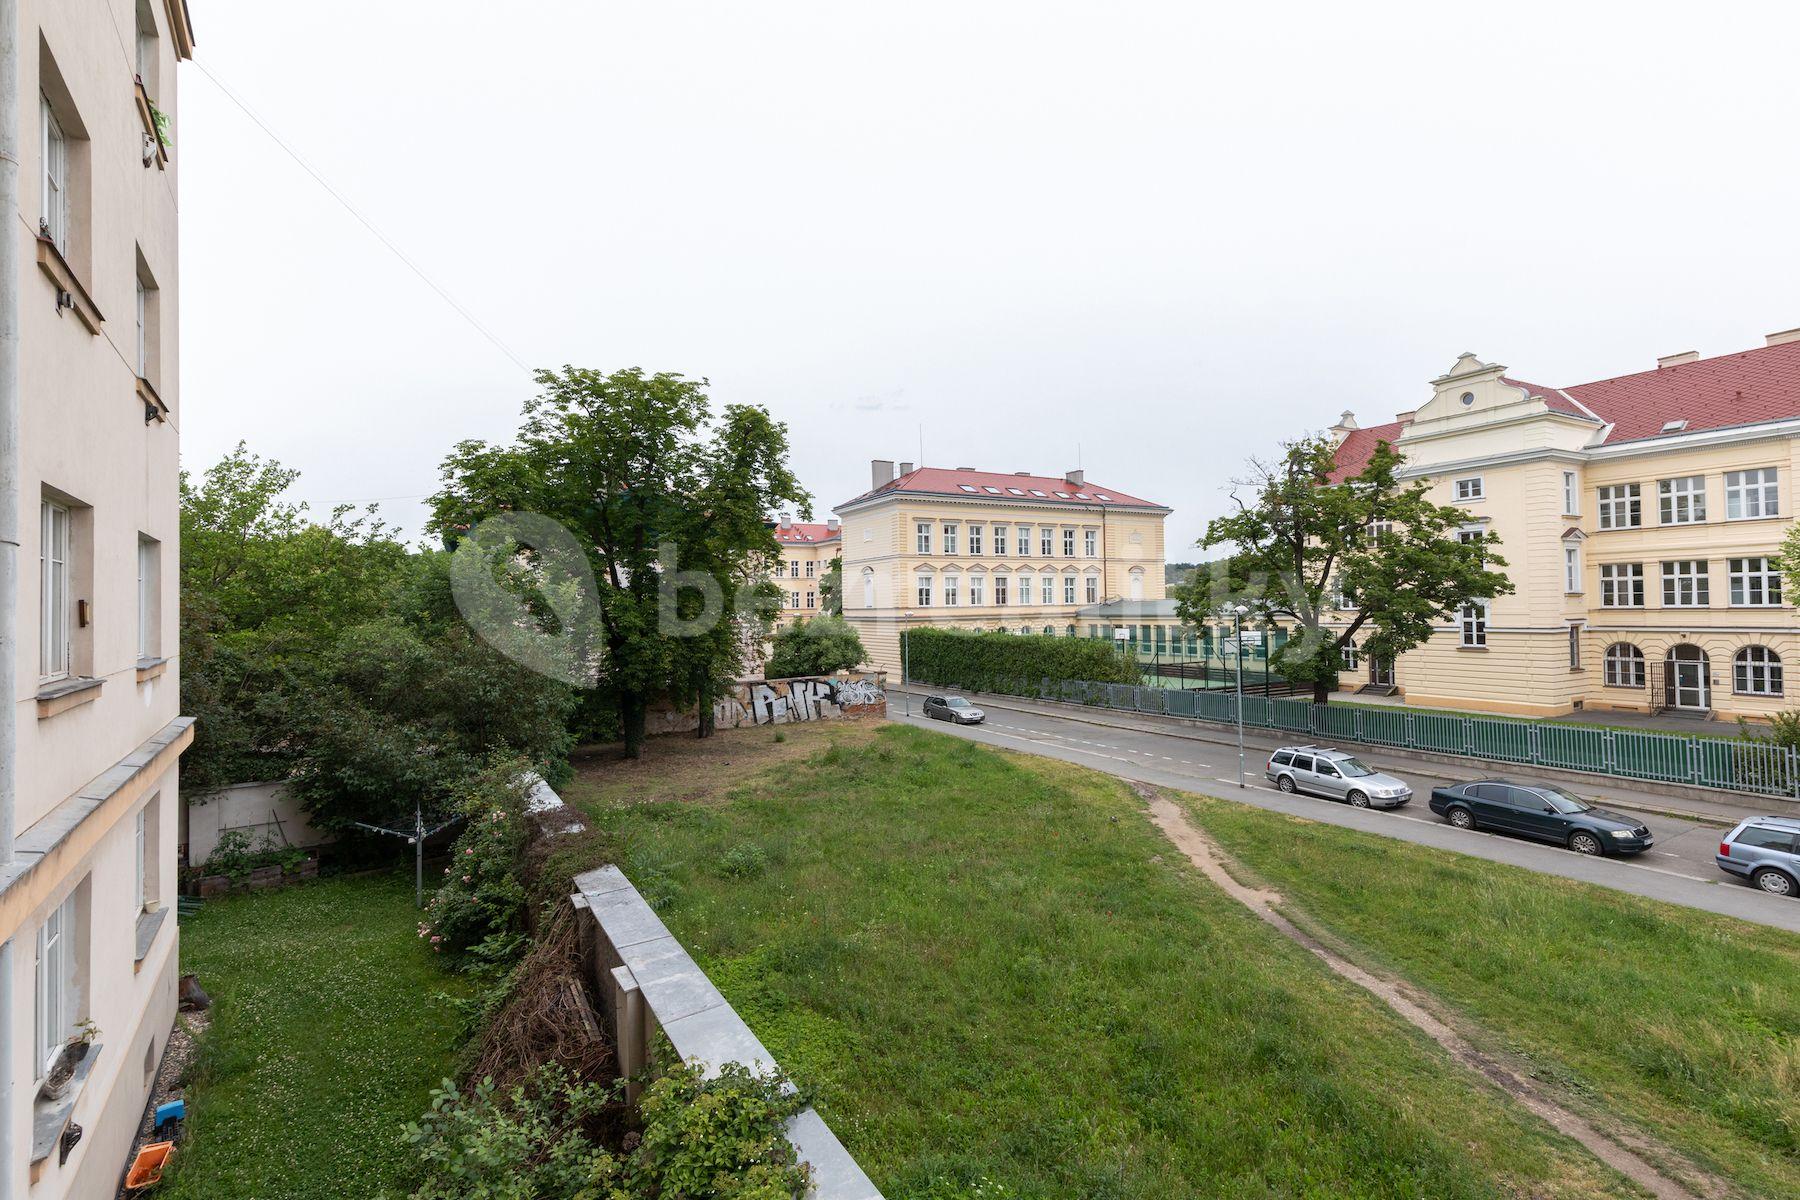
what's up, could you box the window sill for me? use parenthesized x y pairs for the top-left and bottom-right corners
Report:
(1457, 645), (1489, 652)
(30, 1042), (103, 1171)
(134, 81), (169, 170)
(138, 375), (169, 422)
(136, 657), (168, 683)
(134, 906), (170, 970)
(37, 677), (103, 719)
(35, 238), (104, 334)
(1721, 514), (1784, 524)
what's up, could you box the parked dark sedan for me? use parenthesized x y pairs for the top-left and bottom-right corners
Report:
(923, 695), (985, 725)
(1428, 780), (1653, 856)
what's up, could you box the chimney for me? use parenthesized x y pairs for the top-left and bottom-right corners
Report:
(1766, 327), (1800, 348)
(1328, 410), (1359, 446)
(826, 517), (840, 533)
(1657, 351), (1700, 368)
(899, 461), (914, 477)
(1065, 469), (1084, 487)
(871, 459), (895, 489)
(779, 512), (793, 529)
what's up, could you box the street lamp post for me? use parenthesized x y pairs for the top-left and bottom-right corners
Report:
(1233, 604), (1248, 788)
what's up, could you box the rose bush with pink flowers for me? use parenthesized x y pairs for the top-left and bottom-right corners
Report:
(418, 759), (534, 968)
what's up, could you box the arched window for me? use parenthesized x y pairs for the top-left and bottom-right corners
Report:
(1128, 568), (1145, 601)
(1734, 646), (1784, 696)
(1603, 643), (1644, 688)
(861, 567), (875, 610)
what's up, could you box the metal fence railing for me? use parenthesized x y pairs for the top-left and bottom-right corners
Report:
(965, 674), (1800, 800)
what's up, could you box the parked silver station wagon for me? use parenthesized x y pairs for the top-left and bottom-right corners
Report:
(1715, 815), (1800, 897)
(1266, 745), (1413, 809)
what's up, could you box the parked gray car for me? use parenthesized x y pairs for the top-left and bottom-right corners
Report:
(1266, 746), (1413, 808)
(1716, 815), (1800, 897)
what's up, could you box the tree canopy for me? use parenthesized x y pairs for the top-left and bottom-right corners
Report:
(765, 614), (866, 679)
(1174, 435), (1514, 703)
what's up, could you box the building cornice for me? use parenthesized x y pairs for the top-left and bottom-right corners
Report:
(833, 490), (1170, 519)
(1393, 415), (1800, 479)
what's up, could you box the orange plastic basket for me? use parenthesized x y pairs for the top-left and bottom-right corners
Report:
(125, 1141), (174, 1190)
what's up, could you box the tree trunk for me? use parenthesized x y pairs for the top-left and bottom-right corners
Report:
(621, 694), (647, 759)
(1312, 679), (1333, 706)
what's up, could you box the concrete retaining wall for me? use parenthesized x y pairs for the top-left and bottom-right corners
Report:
(572, 865), (882, 1199)
(648, 672), (888, 736)
(181, 780), (330, 866)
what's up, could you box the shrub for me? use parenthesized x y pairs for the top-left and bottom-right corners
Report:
(195, 829), (310, 883)
(900, 627), (1137, 695)
(765, 614), (866, 679)
(406, 1060), (809, 1200)
(717, 843), (769, 880)
(420, 761), (535, 968)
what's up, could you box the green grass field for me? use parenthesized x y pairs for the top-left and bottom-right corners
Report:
(574, 721), (1660, 1199)
(1185, 798), (1800, 1199)
(161, 871), (474, 1200)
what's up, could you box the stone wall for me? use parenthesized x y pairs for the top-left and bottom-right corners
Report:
(648, 672), (887, 736)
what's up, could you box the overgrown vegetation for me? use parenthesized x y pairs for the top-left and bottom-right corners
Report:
(765, 613), (865, 679)
(900, 626), (1136, 694)
(419, 761), (536, 969)
(576, 721), (1649, 1198)
(189, 828), (311, 883)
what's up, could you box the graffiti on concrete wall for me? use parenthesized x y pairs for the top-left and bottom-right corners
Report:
(711, 673), (888, 728)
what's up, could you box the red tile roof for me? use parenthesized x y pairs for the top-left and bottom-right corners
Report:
(837, 467), (1166, 511)
(772, 522), (840, 545)
(1334, 339), (1800, 477)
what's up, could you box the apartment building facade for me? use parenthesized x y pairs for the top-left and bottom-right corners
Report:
(835, 461), (1171, 673)
(1326, 332), (1800, 720)
(0, 3), (194, 1197)
(769, 515), (839, 625)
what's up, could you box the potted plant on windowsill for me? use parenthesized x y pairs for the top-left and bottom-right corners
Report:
(39, 1020), (100, 1103)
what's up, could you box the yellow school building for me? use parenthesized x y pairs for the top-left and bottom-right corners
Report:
(769, 515), (840, 626)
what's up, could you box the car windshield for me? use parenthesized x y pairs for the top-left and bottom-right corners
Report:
(1539, 784), (1590, 814)
(945, 698), (970, 708)
(1336, 757), (1377, 777)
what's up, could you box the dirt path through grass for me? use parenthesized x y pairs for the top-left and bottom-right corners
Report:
(1138, 783), (1714, 1200)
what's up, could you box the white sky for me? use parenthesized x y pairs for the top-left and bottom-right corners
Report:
(179, 1), (1800, 552)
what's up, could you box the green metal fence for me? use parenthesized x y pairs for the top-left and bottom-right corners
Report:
(987, 674), (1800, 799)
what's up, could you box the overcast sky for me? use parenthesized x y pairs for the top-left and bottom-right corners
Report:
(179, 1), (1800, 553)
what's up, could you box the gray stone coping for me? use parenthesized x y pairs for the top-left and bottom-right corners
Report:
(31, 1042), (103, 1164)
(573, 864), (882, 1199)
(135, 907), (170, 962)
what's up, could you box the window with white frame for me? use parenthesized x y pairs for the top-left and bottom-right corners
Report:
(942, 575), (959, 606)
(1596, 483), (1641, 529)
(1658, 475), (1707, 524)
(805, 591), (815, 609)
(992, 526), (1007, 556)
(134, 804), (149, 912)
(914, 573), (932, 606)
(861, 568), (874, 609)
(1085, 575), (1098, 604)
(804, 558), (815, 577)
(1340, 642), (1359, 670)
(1039, 575), (1054, 604)
(1018, 572), (1034, 603)
(1567, 625), (1582, 670)
(41, 94), (69, 253)
(915, 522), (931, 554)
(1039, 527), (1053, 556)
(136, 277), (148, 377)
(1725, 468), (1779, 520)
(789, 590), (800, 608)
(1459, 601), (1487, 647)
(1062, 575), (1076, 604)
(1084, 529), (1097, 557)
(1062, 528), (1075, 557)
(1368, 519), (1395, 542)
(34, 892), (77, 1080)
(1604, 642), (1645, 687)
(1454, 476), (1484, 502)
(1734, 646), (1783, 696)
(40, 500), (70, 681)
(1563, 544), (1582, 593)
(1598, 563), (1645, 607)
(967, 524), (984, 555)
(994, 575), (1009, 605)
(1729, 557), (1783, 607)
(138, 535), (160, 660)
(1456, 526), (1483, 547)
(1016, 525), (1032, 556)
(1562, 471), (1579, 516)
(773, 560), (786, 578)
(1661, 560), (1710, 606)
(941, 524), (958, 555)
(969, 574), (985, 605)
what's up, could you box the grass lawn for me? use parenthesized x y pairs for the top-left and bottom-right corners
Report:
(161, 871), (474, 1200)
(571, 721), (1653, 1199)
(1186, 798), (1800, 1198)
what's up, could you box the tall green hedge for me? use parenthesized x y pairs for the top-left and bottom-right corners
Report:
(901, 628), (1137, 694)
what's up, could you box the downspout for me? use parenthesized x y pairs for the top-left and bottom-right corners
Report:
(0, 0), (21, 1193)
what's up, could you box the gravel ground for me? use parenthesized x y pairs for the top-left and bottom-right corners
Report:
(114, 1010), (208, 1197)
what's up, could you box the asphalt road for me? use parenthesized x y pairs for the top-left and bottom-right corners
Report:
(886, 693), (1800, 935)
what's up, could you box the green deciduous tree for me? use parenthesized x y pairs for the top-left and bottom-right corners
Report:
(765, 614), (866, 679)
(817, 555), (843, 616)
(429, 368), (807, 757)
(1174, 435), (1514, 705)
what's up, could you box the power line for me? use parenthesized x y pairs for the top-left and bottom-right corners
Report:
(190, 56), (532, 374)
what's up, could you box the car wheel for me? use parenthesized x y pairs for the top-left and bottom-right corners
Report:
(1447, 806), (1474, 830)
(1752, 867), (1797, 897)
(1570, 831), (1604, 856)
(1277, 775), (1296, 794)
(1347, 791), (1370, 808)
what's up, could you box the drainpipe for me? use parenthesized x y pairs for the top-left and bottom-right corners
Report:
(0, 0), (22, 1192)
